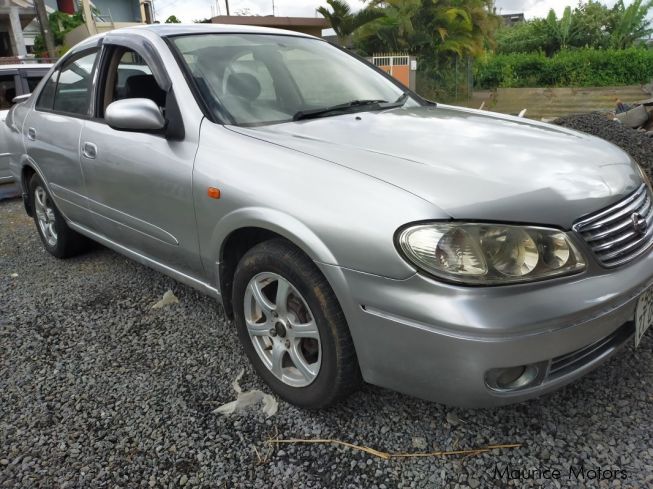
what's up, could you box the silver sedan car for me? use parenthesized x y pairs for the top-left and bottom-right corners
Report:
(5, 25), (653, 408)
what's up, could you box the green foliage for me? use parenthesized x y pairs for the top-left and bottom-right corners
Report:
(610, 0), (653, 49)
(495, 19), (554, 55)
(350, 0), (498, 102)
(354, 0), (500, 57)
(572, 0), (616, 49)
(355, 0), (422, 52)
(165, 15), (181, 24)
(475, 48), (653, 88)
(34, 11), (84, 54)
(496, 0), (653, 55)
(548, 6), (574, 49)
(416, 55), (474, 102)
(317, 0), (384, 45)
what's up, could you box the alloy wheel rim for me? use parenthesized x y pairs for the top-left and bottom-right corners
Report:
(34, 186), (57, 247)
(244, 272), (321, 387)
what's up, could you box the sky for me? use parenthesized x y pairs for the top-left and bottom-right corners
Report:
(152, 0), (633, 24)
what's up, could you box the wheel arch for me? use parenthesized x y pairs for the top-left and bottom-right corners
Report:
(19, 160), (39, 216)
(214, 208), (339, 319)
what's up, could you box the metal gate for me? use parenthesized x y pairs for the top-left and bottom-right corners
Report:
(372, 53), (413, 89)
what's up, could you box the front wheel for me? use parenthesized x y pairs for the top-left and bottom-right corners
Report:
(232, 239), (361, 408)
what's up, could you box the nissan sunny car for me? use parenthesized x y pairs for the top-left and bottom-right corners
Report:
(4, 24), (653, 408)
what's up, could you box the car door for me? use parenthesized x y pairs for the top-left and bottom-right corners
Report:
(23, 48), (100, 225)
(80, 44), (203, 277)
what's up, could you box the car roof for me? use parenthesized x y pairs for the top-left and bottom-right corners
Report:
(111, 23), (316, 39)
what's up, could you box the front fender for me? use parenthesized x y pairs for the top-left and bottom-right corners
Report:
(194, 122), (450, 284)
(211, 206), (339, 268)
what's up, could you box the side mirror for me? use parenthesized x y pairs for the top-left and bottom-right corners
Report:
(12, 94), (31, 104)
(105, 98), (166, 132)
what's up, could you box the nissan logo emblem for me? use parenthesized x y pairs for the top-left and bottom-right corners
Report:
(631, 212), (647, 235)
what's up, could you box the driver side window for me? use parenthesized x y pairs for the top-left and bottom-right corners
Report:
(100, 48), (165, 117)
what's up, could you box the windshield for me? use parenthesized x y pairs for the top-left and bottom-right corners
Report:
(171, 34), (418, 126)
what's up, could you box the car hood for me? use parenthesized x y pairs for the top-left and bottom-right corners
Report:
(228, 105), (641, 228)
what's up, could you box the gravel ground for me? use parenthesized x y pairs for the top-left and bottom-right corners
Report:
(554, 113), (653, 179)
(1, 197), (652, 489)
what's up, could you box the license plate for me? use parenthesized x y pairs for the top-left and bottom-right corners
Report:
(635, 286), (653, 347)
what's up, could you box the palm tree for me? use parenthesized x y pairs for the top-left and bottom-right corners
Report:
(358, 0), (422, 51)
(610, 0), (653, 49)
(351, 0), (500, 58)
(419, 0), (499, 57)
(466, 0), (502, 53)
(317, 0), (384, 46)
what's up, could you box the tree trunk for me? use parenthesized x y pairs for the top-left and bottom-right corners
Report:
(34, 0), (57, 59)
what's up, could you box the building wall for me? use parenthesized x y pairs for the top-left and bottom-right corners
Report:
(22, 19), (40, 53)
(92, 0), (141, 23)
(43, 0), (141, 22)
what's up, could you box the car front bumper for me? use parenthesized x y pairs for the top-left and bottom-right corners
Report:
(318, 251), (653, 408)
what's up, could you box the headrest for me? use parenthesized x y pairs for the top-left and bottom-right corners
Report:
(124, 74), (166, 107)
(226, 72), (261, 100)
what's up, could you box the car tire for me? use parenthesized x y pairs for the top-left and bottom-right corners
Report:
(232, 238), (361, 408)
(29, 174), (88, 258)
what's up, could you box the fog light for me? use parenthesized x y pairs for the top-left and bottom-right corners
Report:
(486, 364), (542, 391)
(496, 366), (526, 387)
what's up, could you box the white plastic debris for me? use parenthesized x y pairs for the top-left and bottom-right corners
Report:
(213, 370), (278, 418)
(446, 412), (464, 426)
(412, 437), (428, 450)
(10, 273), (18, 278)
(151, 289), (179, 309)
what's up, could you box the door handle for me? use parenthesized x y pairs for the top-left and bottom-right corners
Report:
(82, 142), (97, 160)
(27, 127), (36, 141)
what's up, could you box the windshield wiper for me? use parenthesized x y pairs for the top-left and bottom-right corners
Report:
(392, 91), (410, 106)
(293, 95), (408, 121)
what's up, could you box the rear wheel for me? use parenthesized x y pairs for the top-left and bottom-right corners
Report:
(232, 239), (361, 408)
(29, 174), (88, 258)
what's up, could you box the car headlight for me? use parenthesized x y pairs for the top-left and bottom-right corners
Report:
(397, 223), (586, 284)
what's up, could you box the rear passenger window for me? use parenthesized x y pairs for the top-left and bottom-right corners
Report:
(52, 50), (98, 115)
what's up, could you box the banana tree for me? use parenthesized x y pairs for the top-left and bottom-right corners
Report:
(610, 0), (653, 49)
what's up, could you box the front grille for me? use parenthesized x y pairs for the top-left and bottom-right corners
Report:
(548, 322), (634, 379)
(573, 184), (653, 267)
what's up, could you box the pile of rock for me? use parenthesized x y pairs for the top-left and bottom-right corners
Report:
(554, 112), (653, 179)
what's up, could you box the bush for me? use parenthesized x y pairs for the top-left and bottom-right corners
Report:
(475, 47), (653, 88)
